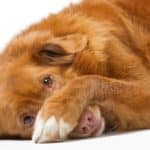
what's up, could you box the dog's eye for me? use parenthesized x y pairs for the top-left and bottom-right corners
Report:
(20, 114), (35, 128)
(23, 115), (35, 127)
(43, 76), (53, 87)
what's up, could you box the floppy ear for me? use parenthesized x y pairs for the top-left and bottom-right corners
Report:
(35, 43), (74, 65)
(50, 33), (88, 53)
(34, 34), (88, 65)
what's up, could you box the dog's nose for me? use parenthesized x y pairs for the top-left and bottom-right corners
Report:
(77, 111), (94, 134)
(72, 109), (98, 136)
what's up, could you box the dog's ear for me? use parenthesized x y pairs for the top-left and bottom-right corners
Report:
(50, 33), (88, 53)
(35, 43), (74, 65)
(34, 34), (88, 65)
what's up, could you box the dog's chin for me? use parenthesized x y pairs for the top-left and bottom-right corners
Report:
(69, 106), (105, 139)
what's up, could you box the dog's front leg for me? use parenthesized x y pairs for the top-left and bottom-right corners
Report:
(32, 75), (150, 143)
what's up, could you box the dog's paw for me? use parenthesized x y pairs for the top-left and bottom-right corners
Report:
(32, 113), (74, 143)
(32, 100), (105, 143)
(32, 95), (81, 143)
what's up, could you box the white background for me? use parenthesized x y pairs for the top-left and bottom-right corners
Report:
(0, 0), (80, 51)
(0, 0), (150, 149)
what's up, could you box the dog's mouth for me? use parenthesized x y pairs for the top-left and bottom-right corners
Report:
(69, 106), (105, 138)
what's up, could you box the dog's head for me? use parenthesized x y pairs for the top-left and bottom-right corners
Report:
(0, 13), (108, 138)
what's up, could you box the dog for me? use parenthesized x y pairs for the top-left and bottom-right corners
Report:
(0, 0), (150, 143)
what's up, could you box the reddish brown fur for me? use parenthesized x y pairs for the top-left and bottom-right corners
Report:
(0, 0), (150, 139)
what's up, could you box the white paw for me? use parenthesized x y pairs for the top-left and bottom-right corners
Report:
(32, 113), (73, 143)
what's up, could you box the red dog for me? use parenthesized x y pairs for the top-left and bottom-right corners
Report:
(0, 0), (150, 143)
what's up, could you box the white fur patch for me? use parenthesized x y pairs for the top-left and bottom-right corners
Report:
(95, 118), (105, 137)
(32, 114), (73, 143)
(32, 113), (45, 143)
(59, 119), (73, 139)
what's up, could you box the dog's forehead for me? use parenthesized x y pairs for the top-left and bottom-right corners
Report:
(0, 64), (41, 98)
(2, 31), (54, 60)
